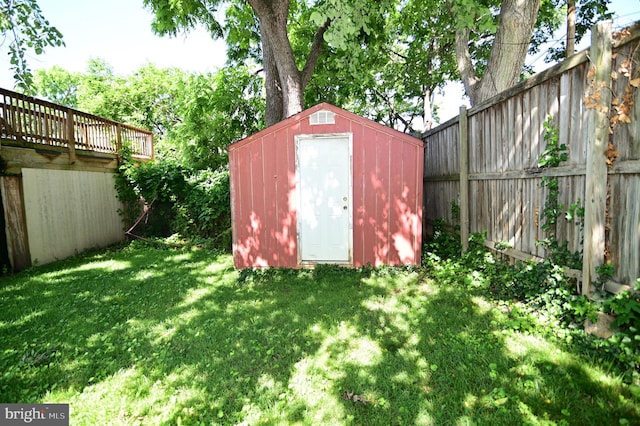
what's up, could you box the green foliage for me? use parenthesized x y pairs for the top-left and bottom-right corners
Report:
(146, 0), (402, 123)
(565, 199), (585, 223)
(31, 61), (259, 248)
(424, 115), (635, 383)
(540, 0), (613, 62)
(143, 0), (224, 38)
(303, 0), (459, 131)
(307, 0), (393, 50)
(173, 168), (231, 247)
(32, 60), (184, 131)
(448, 0), (500, 33)
(31, 61), (264, 170)
(116, 158), (231, 249)
(425, 218), (461, 259)
(606, 281), (640, 329)
(538, 118), (567, 168)
(168, 67), (264, 170)
(31, 65), (80, 107)
(450, 200), (460, 225)
(603, 280), (640, 375)
(0, 0), (65, 92)
(113, 146), (143, 228)
(224, 2), (260, 65)
(425, 227), (639, 384)
(536, 116), (582, 269)
(596, 262), (615, 289)
(145, 0), (617, 132)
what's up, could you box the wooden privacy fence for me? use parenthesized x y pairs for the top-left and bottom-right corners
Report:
(0, 87), (153, 159)
(423, 21), (640, 294)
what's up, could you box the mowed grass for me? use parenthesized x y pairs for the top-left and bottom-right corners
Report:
(0, 242), (637, 425)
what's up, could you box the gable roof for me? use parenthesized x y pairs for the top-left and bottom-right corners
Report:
(228, 102), (424, 152)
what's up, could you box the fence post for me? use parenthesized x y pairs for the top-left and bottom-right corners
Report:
(459, 105), (470, 252)
(116, 123), (123, 161)
(66, 108), (76, 164)
(581, 21), (612, 295)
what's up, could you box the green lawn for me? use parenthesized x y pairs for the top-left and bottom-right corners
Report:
(0, 242), (637, 425)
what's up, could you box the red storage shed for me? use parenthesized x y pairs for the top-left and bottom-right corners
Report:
(228, 103), (424, 269)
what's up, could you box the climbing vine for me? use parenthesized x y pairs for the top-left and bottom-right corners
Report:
(536, 116), (583, 270)
(608, 30), (640, 143)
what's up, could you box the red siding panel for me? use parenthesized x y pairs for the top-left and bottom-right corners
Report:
(281, 127), (298, 267)
(229, 148), (240, 266)
(232, 145), (258, 268)
(262, 132), (278, 265)
(351, 121), (366, 267)
(332, 114), (352, 134)
(297, 115), (312, 135)
(375, 131), (391, 266)
(388, 137), (404, 265)
(397, 142), (420, 264)
(274, 130), (292, 266)
(362, 126), (379, 266)
(416, 145), (424, 259)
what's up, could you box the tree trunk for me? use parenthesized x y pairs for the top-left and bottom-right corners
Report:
(261, 24), (283, 127)
(455, 0), (542, 105)
(566, 0), (576, 57)
(248, 0), (330, 124)
(423, 86), (435, 131)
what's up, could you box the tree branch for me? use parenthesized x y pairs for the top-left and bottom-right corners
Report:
(301, 18), (331, 88)
(382, 46), (409, 61)
(371, 86), (413, 132)
(455, 27), (479, 104)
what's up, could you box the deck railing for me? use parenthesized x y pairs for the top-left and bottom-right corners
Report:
(0, 87), (153, 159)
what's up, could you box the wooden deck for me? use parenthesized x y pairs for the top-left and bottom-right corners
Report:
(0, 87), (153, 173)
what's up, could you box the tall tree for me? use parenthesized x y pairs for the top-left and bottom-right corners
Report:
(144, 0), (391, 125)
(0, 0), (64, 92)
(143, 0), (314, 124)
(144, 0), (614, 128)
(450, 0), (543, 105)
(245, 0), (330, 122)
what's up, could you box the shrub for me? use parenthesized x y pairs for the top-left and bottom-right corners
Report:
(422, 226), (638, 383)
(115, 157), (231, 249)
(603, 280), (640, 377)
(174, 169), (231, 248)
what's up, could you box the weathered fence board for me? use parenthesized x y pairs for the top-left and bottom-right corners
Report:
(423, 21), (640, 293)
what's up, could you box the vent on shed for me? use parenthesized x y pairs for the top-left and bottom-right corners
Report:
(310, 110), (335, 125)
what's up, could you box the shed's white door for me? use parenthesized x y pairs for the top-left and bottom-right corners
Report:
(297, 135), (352, 263)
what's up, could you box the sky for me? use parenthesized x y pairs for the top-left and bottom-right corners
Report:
(0, 0), (227, 83)
(1, 0), (639, 124)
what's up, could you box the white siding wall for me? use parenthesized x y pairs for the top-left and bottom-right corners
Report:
(22, 168), (124, 265)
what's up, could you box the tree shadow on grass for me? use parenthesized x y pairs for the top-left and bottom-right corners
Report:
(0, 248), (637, 424)
(0, 245), (223, 400)
(332, 276), (638, 425)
